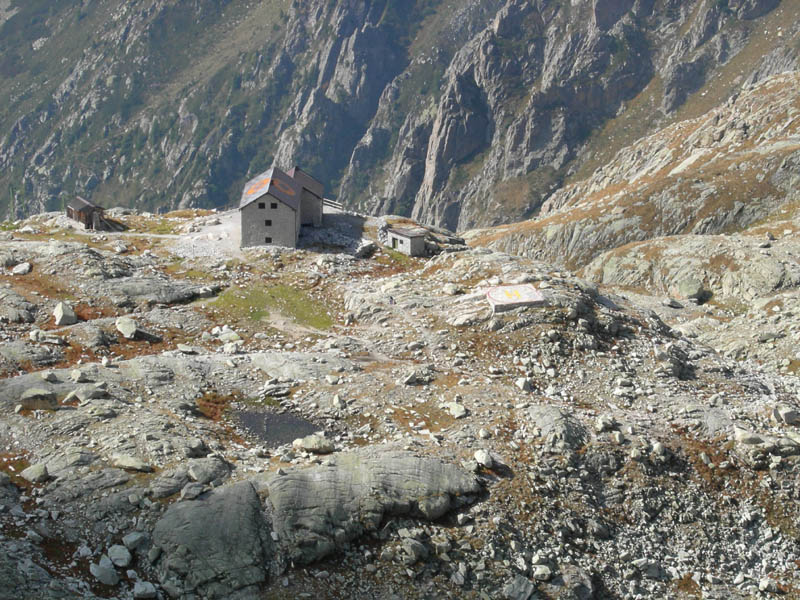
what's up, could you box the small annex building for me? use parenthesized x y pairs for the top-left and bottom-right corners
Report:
(386, 226), (427, 257)
(239, 166), (325, 248)
(66, 196), (106, 230)
(288, 166), (323, 228)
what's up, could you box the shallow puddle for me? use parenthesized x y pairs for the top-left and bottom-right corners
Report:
(234, 410), (318, 446)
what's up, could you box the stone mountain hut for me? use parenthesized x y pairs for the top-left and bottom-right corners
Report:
(66, 196), (106, 230)
(386, 226), (427, 257)
(239, 166), (324, 248)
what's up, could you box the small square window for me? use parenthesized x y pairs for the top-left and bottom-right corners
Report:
(265, 237), (272, 244)
(258, 202), (265, 209)
(270, 202), (278, 209)
(265, 219), (272, 226)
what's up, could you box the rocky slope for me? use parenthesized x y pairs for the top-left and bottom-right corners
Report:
(1, 0), (798, 231)
(1, 208), (800, 599)
(470, 69), (800, 268)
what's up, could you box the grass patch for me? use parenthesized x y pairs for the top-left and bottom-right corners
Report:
(139, 219), (178, 235)
(379, 247), (412, 265)
(164, 209), (214, 219)
(163, 259), (214, 281)
(210, 284), (333, 330)
(241, 395), (281, 408)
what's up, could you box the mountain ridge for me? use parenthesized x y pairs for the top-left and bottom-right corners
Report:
(1, 0), (797, 234)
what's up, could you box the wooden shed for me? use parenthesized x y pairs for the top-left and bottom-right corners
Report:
(66, 196), (105, 230)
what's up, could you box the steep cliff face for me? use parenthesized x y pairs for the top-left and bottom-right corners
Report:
(0, 0), (428, 217)
(340, 0), (798, 231)
(0, 0), (796, 229)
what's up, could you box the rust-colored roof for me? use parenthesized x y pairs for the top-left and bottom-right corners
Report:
(240, 167), (302, 212)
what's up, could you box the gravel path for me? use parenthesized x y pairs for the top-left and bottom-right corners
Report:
(164, 210), (243, 260)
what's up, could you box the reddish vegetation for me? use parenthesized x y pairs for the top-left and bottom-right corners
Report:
(0, 451), (33, 491)
(196, 392), (233, 420)
(72, 302), (119, 322)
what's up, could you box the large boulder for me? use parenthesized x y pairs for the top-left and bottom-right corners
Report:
(20, 463), (49, 483)
(528, 405), (587, 451)
(187, 456), (231, 485)
(292, 434), (334, 455)
(19, 388), (58, 411)
(87, 277), (218, 307)
(151, 482), (273, 600)
(0, 288), (36, 323)
(115, 317), (139, 340)
(111, 454), (152, 473)
(53, 302), (78, 326)
(266, 448), (481, 565)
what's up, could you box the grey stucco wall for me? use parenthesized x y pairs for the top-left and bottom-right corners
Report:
(409, 236), (426, 256)
(387, 233), (426, 256)
(300, 191), (322, 227)
(240, 194), (298, 248)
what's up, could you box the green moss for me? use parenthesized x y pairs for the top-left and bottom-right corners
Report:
(182, 269), (213, 280)
(264, 284), (333, 330)
(241, 395), (281, 408)
(140, 219), (177, 234)
(381, 247), (412, 265)
(211, 284), (333, 330)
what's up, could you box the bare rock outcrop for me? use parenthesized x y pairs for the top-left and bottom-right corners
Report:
(265, 448), (482, 565)
(0, 288), (36, 323)
(582, 232), (800, 303)
(152, 482), (274, 600)
(474, 71), (800, 269)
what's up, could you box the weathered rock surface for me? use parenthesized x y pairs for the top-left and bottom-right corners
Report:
(20, 463), (49, 483)
(53, 302), (78, 326)
(90, 555), (119, 586)
(3, 0), (796, 237)
(111, 454), (152, 473)
(115, 316), (139, 339)
(0, 538), (99, 599)
(0, 288), (36, 323)
(11, 261), (31, 275)
(528, 405), (587, 451)
(266, 448), (481, 564)
(292, 434), (334, 455)
(86, 277), (218, 308)
(152, 482), (273, 600)
(186, 456), (231, 485)
(474, 72), (800, 268)
(18, 387), (58, 410)
(2, 211), (800, 600)
(582, 232), (800, 303)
